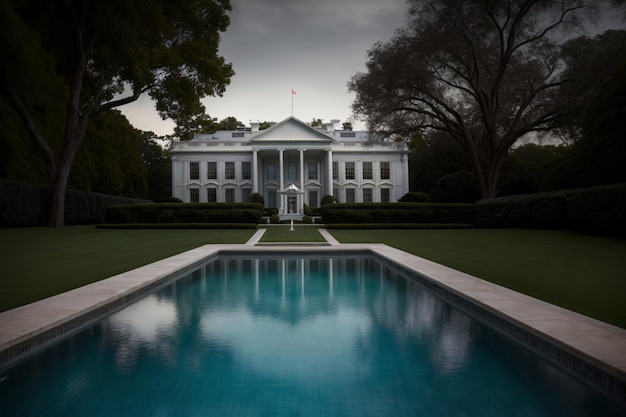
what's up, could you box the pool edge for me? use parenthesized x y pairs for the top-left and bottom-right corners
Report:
(0, 243), (624, 407)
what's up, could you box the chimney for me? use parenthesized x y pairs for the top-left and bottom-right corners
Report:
(324, 121), (335, 132)
(250, 122), (260, 132)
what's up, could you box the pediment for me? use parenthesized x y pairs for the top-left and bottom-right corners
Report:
(251, 116), (335, 143)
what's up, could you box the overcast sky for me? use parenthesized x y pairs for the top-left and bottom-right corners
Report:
(120, 0), (624, 136)
(120, 0), (409, 135)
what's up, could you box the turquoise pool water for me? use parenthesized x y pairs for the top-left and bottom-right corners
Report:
(0, 255), (623, 416)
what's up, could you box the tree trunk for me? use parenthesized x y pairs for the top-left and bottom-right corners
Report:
(480, 153), (504, 200)
(47, 123), (88, 227)
(48, 168), (70, 227)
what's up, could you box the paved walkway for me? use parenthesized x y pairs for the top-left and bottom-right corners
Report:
(245, 228), (341, 246)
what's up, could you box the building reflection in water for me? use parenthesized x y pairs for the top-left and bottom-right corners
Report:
(103, 255), (474, 378)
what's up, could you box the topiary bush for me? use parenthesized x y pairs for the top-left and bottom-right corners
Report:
(251, 193), (264, 206)
(398, 192), (432, 203)
(320, 195), (337, 206)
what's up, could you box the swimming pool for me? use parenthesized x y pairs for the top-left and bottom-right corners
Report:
(0, 251), (624, 416)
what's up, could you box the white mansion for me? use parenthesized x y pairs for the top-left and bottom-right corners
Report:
(170, 116), (409, 215)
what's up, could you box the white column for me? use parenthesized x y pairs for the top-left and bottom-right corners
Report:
(402, 152), (410, 195)
(326, 149), (333, 197)
(252, 149), (258, 194)
(299, 148), (305, 211)
(279, 149), (284, 212)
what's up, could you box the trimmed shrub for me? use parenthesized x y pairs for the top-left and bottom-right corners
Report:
(302, 216), (313, 224)
(97, 223), (257, 229)
(304, 204), (321, 216)
(320, 203), (474, 225)
(0, 179), (151, 226)
(320, 195), (337, 206)
(475, 183), (626, 237)
(270, 214), (280, 224)
(178, 209), (203, 223)
(251, 193), (264, 206)
(104, 202), (264, 224)
(566, 184), (626, 237)
(157, 210), (178, 223)
(398, 192), (432, 203)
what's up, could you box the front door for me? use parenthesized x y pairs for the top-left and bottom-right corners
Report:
(288, 196), (297, 213)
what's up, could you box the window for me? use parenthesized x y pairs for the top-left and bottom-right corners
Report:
(267, 191), (277, 208)
(242, 161), (251, 180)
(308, 163), (318, 180)
(363, 188), (373, 203)
(242, 188), (252, 203)
(381, 188), (390, 203)
(308, 190), (318, 208)
(207, 162), (217, 180)
(207, 188), (217, 202)
(332, 162), (338, 180)
(345, 188), (355, 203)
(267, 164), (276, 180)
(225, 162), (235, 180)
(225, 188), (235, 203)
(362, 162), (373, 180)
(288, 163), (297, 180)
(333, 187), (339, 202)
(345, 162), (355, 180)
(380, 162), (390, 180)
(190, 162), (200, 180)
(190, 188), (200, 202)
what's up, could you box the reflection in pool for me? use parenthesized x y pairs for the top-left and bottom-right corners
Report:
(0, 255), (623, 416)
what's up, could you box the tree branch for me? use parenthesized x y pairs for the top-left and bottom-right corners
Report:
(2, 80), (56, 178)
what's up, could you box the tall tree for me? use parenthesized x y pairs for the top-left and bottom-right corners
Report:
(349, 0), (611, 199)
(0, 0), (233, 226)
(555, 29), (626, 144)
(71, 110), (148, 198)
(569, 62), (626, 186)
(140, 132), (172, 202)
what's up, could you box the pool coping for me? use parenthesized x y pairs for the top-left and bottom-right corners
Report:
(1, 239), (625, 406)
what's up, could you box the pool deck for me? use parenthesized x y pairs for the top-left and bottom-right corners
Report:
(1, 229), (625, 405)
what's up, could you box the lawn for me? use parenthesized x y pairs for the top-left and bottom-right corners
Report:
(1, 226), (625, 329)
(328, 228), (626, 329)
(0, 226), (255, 312)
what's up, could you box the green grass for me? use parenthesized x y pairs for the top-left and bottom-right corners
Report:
(0, 226), (255, 312)
(1, 226), (625, 329)
(259, 225), (326, 242)
(328, 228), (626, 329)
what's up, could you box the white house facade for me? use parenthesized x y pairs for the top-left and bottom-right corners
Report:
(169, 116), (409, 215)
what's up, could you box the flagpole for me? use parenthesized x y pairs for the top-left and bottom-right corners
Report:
(291, 88), (294, 116)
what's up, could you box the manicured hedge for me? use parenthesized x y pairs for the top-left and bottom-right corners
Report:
(96, 223), (258, 229)
(105, 202), (264, 224)
(474, 183), (626, 237)
(320, 203), (475, 224)
(0, 179), (151, 226)
(324, 223), (474, 229)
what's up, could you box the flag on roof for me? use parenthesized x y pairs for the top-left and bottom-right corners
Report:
(292, 89), (297, 95)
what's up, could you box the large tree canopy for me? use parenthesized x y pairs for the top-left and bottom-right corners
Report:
(0, 0), (233, 226)
(349, 0), (615, 199)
